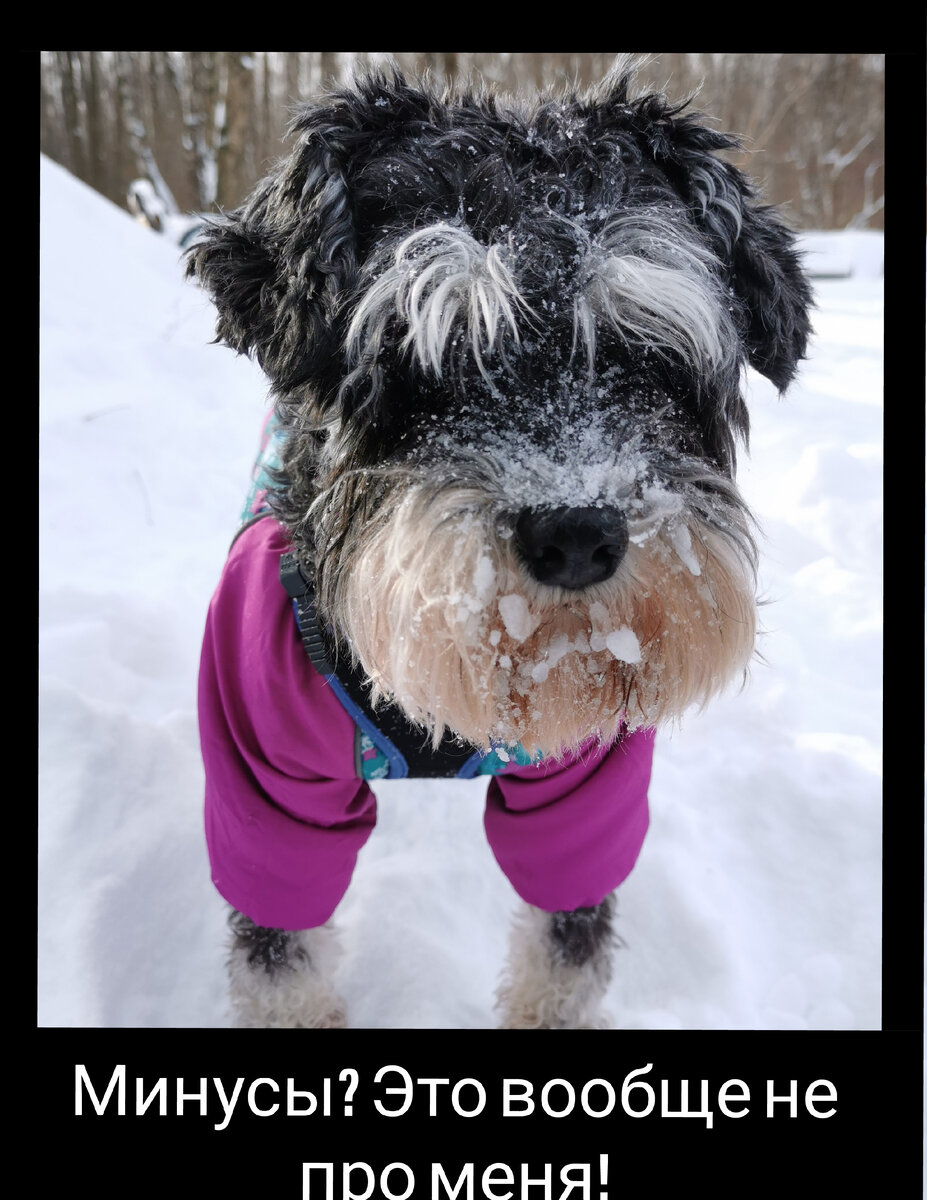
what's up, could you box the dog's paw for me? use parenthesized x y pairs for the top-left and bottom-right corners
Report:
(229, 957), (349, 1028)
(496, 991), (615, 1031)
(228, 916), (348, 1029)
(496, 900), (617, 1030)
(499, 1014), (616, 1031)
(230, 984), (349, 1029)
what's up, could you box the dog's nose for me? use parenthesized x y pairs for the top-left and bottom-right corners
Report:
(513, 505), (628, 589)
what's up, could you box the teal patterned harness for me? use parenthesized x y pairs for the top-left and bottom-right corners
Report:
(241, 412), (540, 781)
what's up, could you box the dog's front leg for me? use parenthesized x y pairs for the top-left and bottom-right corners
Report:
(227, 909), (348, 1028)
(496, 894), (617, 1029)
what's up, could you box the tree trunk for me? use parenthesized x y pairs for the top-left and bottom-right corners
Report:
(216, 53), (256, 209)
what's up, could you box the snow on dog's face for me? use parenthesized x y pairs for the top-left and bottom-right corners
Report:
(312, 359), (758, 754)
(187, 65), (811, 755)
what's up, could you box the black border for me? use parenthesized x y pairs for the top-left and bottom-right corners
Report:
(35, 45), (922, 1193)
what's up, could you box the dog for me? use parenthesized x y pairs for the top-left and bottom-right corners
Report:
(187, 62), (811, 1029)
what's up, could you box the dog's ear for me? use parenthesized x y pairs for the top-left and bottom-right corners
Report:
(186, 70), (449, 403)
(625, 90), (813, 392)
(185, 99), (361, 400)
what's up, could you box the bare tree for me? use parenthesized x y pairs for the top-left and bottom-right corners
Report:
(55, 51), (85, 179)
(184, 51), (221, 208)
(215, 53), (257, 209)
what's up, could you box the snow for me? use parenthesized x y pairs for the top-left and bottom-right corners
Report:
(38, 154), (882, 1030)
(667, 519), (701, 576)
(498, 593), (539, 642)
(796, 229), (884, 280)
(604, 628), (641, 664)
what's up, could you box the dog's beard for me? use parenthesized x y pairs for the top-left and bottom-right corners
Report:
(318, 468), (757, 757)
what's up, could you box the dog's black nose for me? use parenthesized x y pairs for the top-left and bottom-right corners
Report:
(513, 505), (628, 589)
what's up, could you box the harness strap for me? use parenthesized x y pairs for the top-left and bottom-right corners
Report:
(279, 552), (337, 676)
(280, 551), (484, 779)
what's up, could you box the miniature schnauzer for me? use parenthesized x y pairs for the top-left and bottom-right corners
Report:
(188, 63), (811, 1029)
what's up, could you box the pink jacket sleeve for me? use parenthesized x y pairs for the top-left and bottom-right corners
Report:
(198, 518), (377, 930)
(484, 728), (654, 912)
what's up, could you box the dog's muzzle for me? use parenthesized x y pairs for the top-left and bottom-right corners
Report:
(513, 505), (629, 589)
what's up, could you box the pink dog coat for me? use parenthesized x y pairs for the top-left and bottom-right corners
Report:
(198, 515), (654, 930)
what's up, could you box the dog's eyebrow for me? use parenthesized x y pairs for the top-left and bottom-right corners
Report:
(346, 223), (533, 380)
(346, 209), (737, 391)
(575, 211), (737, 377)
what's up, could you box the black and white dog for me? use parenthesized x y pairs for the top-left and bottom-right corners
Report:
(188, 63), (811, 1029)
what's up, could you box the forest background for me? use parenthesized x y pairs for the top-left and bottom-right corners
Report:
(40, 52), (885, 235)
